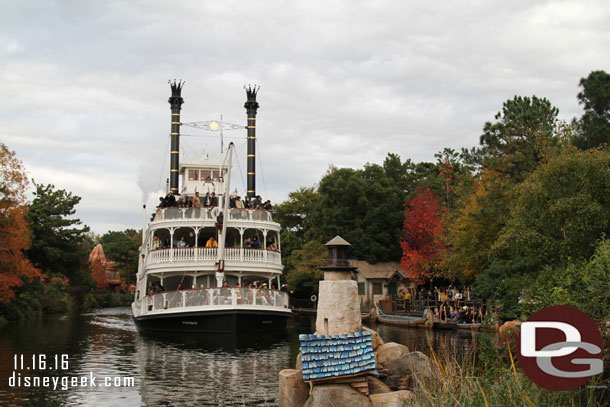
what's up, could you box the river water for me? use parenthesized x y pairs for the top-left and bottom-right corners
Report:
(0, 308), (479, 406)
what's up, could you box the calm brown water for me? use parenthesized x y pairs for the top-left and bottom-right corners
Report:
(0, 308), (477, 406)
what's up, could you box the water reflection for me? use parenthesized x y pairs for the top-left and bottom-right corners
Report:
(368, 321), (480, 358)
(136, 335), (288, 406)
(0, 309), (477, 406)
(0, 308), (311, 407)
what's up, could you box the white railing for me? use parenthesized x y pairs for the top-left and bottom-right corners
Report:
(243, 248), (265, 262)
(196, 247), (218, 261)
(153, 208), (273, 223)
(146, 247), (282, 265)
(142, 287), (290, 315)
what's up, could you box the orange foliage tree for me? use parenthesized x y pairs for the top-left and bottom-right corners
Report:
(400, 188), (446, 283)
(0, 144), (39, 303)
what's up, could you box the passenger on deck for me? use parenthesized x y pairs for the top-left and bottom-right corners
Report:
(165, 191), (177, 207)
(244, 196), (253, 209)
(186, 232), (196, 247)
(192, 192), (201, 208)
(219, 281), (231, 304)
(229, 195), (236, 208)
(177, 237), (187, 248)
(209, 192), (218, 207)
(267, 240), (278, 250)
(258, 283), (272, 305)
(152, 236), (161, 250)
(263, 200), (272, 211)
(205, 237), (218, 248)
(253, 195), (263, 209)
(235, 196), (244, 209)
(244, 237), (253, 248)
(203, 192), (211, 207)
(251, 236), (260, 249)
(246, 286), (254, 304)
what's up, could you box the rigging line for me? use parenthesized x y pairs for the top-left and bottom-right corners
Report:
(181, 138), (200, 160)
(257, 139), (269, 199)
(233, 143), (247, 193)
(157, 135), (171, 192)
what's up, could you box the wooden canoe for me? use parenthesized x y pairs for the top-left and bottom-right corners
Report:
(376, 307), (427, 326)
(456, 322), (482, 330)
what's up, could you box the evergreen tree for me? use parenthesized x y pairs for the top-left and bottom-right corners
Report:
(27, 182), (91, 284)
(573, 70), (610, 149)
(478, 95), (559, 182)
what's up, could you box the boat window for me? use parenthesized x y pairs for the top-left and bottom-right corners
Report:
(358, 282), (365, 295)
(200, 170), (211, 180)
(188, 170), (199, 181)
(373, 282), (382, 295)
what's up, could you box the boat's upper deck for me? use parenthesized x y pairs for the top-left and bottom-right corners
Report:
(152, 206), (274, 224)
(152, 160), (276, 225)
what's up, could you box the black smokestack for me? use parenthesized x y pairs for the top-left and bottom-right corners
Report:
(244, 85), (259, 198)
(168, 80), (184, 194)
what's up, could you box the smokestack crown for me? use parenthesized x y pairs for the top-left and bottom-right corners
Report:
(168, 79), (185, 109)
(244, 84), (260, 115)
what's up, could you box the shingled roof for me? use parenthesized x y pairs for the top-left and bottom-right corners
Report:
(299, 330), (377, 381)
(352, 260), (404, 280)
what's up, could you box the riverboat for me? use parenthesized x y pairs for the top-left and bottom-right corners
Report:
(131, 82), (291, 333)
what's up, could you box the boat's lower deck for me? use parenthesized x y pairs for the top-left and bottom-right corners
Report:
(133, 308), (291, 333)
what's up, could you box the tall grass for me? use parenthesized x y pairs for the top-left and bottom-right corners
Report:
(405, 333), (609, 407)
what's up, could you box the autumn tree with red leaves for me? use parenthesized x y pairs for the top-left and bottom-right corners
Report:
(0, 144), (39, 303)
(400, 188), (446, 283)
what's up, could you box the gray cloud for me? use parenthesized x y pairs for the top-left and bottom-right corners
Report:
(1, 0), (609, 234)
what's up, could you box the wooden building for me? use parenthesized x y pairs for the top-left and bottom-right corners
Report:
(352, 261), (412, 308)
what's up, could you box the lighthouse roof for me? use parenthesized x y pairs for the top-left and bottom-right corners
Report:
(324, 235), (351, 247)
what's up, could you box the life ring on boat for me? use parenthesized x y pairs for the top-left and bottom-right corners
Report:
(310, 294), (317, 303)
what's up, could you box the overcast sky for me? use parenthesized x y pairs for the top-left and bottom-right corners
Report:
(2, 0), (609, 234)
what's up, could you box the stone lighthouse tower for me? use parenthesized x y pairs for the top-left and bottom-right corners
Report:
(315, 236), (362, 335)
